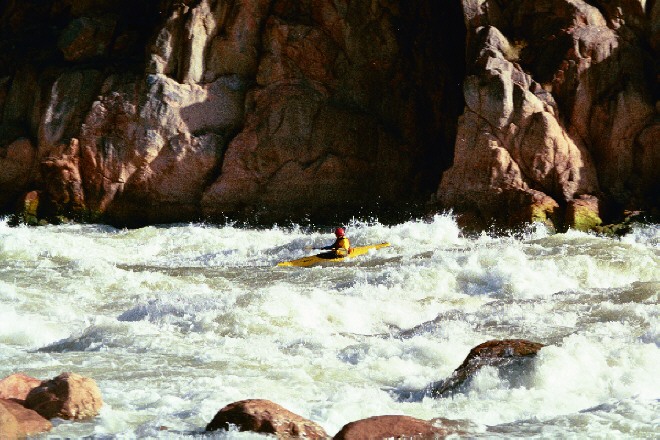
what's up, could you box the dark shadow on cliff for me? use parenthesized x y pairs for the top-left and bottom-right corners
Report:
(395, 0), (466, 190)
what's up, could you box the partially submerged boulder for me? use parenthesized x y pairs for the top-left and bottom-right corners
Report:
(428, 339), (545, 397)
(334, 415), (466, 440)
(0, 398), (52, 437)
(206, 399), (329, 438)
(24, 372), (103, 420)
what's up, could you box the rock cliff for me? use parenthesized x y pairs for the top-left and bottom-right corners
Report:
(0, 0), (656, 229)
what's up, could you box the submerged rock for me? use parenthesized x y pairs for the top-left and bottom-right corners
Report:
(428, 339), (545, 397)
(206, 399), (329, 439)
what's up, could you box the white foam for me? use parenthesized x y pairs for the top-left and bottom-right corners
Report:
(0, 218), (658, 437)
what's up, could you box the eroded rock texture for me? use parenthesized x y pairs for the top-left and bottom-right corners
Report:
(206, 399), (329, 438)
(439, 0), (658, 229)
(0, 0), (656, 228)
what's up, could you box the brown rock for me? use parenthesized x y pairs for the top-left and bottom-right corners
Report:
(77, 72), (235, 226)
(428, 339), (544, 397)
(25, 372), (103, 420)
(334, 415), (464, 440)
(0, 373), (42, 403)
(438, 24), (600, 230)
(58, 16), (117, 61)
(0, 398), (52, 436)
(634, 123), (660, 203)
(0, 1), (656, 226)
(0, 400), (19, 439)
(206, 399), (329, 439)
(0, 138), (36, 209)
(18, 190), (41, 226)
(204, 0), (271, 79)
(40, 138), (86, 219)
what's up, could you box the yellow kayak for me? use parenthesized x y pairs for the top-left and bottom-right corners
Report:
(277, 243), (391, 267)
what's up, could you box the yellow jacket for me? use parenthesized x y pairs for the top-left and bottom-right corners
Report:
(326, 236), (351, 256)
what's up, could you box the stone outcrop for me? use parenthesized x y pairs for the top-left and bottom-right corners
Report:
(206, 399), (329, 438)
(25, 372), (103, 420)
(0, 400), (20, 439)
(0, 399), (53, 437)
(334, 415), (466, 440)
(427, 339), (545, 397)
(438, 0), (657, 230)
(0, 0), (464, 227)
(0, 373), (42, 403)
(0, 0), (656, 228)
(0, 372), (100, 437)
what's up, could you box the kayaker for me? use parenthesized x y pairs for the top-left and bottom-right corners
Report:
(322, 227), (351, 257)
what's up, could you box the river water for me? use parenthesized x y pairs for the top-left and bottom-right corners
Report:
(1, 215), (658, 438)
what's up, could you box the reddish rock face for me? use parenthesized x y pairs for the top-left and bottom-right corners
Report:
(428, 339), (545, 397)
(0, 399), (53, 436)
(0, 139), (36, 211)
(0, 0), (655, 227)
(438, 0), (657, 230)
(334, 415), (466, 440)
(0, 0), (463, 226)
(0, 400), (20, 439)
(0, 373), (42, 403)
(24, 372), (103, 420)
(206, 399), (329, 438)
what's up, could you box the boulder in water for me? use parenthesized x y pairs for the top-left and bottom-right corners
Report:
(0, 373), (42, 403)
(206, 398), (329, 438)
(25, 372), (103, 420)
(334, 415), (466, 439)
(428, 339), (544, 397)
(0, 398), (52, 436)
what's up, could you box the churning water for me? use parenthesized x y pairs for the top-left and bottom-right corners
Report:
(1, 215), (658, 438)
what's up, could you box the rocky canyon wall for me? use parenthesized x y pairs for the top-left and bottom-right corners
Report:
(439, 0), (658, 229)
(0, 0), (656, 229)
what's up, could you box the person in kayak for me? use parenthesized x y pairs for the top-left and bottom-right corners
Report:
(322, 227), (351, 257)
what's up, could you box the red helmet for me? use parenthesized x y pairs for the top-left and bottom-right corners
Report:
(334, 227), (345, 237)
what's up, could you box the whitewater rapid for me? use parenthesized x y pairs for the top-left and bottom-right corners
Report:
(1, 215), (658, 438)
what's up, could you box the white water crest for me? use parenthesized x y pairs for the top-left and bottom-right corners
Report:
(1, 215), (658, 438)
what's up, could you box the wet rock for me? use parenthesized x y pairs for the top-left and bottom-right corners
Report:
(0, 398), (52, 436)
(566, 194), (602, 231)
(16, 190), (42, 226)
(334, 415), (466, 440)
(25, 372), (103, 420)
(0, 373), (42, 403)
(206, 399), (329, 439)
(428, 339), (544, 397)
(592, 210), (656, 237)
